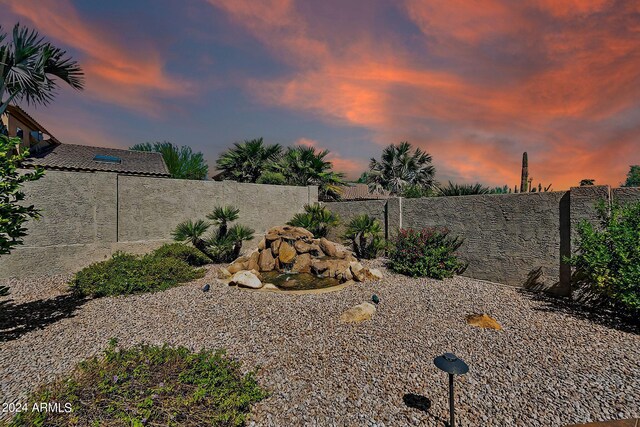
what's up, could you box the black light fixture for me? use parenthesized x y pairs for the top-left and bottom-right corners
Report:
(434, 353), (468, 427)
(371, 294), (380, 304)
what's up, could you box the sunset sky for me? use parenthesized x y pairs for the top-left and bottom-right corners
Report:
(3, 0), (639, 189)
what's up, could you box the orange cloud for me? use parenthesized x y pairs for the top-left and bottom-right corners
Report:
(209, 0), (640, 189)
(5, 0), (191, 115)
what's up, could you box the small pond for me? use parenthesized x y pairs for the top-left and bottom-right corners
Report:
(261, 271), (341, 291)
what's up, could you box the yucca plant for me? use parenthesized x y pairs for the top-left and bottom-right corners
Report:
(343, 214), (386, 259)
(287, 203), (339, 238)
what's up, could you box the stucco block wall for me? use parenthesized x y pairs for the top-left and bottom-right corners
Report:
(0, 170), (317, 279)
(325, 186), (640, 295)
(402, 192), (570, 293)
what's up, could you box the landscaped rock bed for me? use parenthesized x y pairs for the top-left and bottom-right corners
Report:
(220, 225), (382, 291)
(1, 266), (638, 426)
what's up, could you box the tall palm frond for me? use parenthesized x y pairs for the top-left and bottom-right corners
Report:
(206, 205), (240, 239)
(215, 138), (282, 182)
(130, 141), (208, 180)
(367, 142), (436, 196)
(0, 24), (84, 116)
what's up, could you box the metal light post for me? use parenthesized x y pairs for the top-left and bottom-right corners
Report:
(434, 353), (469, 427)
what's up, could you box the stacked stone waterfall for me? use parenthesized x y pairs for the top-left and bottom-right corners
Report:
(223, 225), (382, 289)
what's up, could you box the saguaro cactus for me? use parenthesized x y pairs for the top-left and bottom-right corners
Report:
(520, 152), (529, 193)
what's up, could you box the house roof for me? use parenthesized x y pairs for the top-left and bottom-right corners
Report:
(341, 183), (391, 201)
(25, 143), (171, 177)
(6, 105), (60, 144)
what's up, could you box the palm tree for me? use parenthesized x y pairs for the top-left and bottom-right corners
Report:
(287, 203), (339, 238)
(367, 142), (436, 195)
(276, 146), (346, 201)
(0, 23), (84, 119)
(342, 214), (385, 259)
(130, 141), (208, 180)
(215, 138), (282, 183)
(172, 219), (211, 257)
(580, 179), (595, 186)
(438, 182), (491, 196)
(226, 224), (255, 260)
(623, 166), (640, 187)
(206, 206), (240, 240)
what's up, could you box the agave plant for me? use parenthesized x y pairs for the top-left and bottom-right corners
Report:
(287, 203), (339, 238)
(171, 219), (212, 258)
(342, 214), (386, 259)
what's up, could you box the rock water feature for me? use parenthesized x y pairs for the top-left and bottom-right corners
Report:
(220, 226), (383, 292)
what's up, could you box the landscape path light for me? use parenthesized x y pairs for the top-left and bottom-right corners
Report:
(433, 352), (469, 427)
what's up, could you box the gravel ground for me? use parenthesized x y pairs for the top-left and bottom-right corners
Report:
(1, 266), (638, 426)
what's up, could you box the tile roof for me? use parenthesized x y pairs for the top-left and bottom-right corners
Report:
(341, 183), (391, 200)
(25, 143), (171, 177)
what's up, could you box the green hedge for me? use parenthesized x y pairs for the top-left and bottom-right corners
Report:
(70, 251), (204, 298)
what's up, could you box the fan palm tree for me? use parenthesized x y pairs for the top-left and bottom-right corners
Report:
(206, 205), (240, 240)
(215, 138), (282, 183)
(342, 214), (385, 259)
(438, 182), (491, 196)
(0, 23), (84, 119)
(171, 219), (212, 257)
(130, 141), (208, 180)
(287, 203), (339, 238)
(367, 142), (436, 195)
(276, 146), (346, 201)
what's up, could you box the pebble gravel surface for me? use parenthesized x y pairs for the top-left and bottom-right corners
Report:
(1, 265), (638, 426)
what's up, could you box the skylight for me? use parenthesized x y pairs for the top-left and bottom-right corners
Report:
(93, 154), (121, 164)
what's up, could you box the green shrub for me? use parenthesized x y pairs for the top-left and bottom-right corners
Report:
(70, 252), (204, 297)
(342, 214), (386, 259)
(387, 228), (467, 279)
(567, 201), (640, 315)
(9, 339), (267, 427)
(287, 203), (339, 238)
(152, 243), (211, 266)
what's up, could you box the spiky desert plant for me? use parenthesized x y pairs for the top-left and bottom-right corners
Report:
(342, 214), (386, 259)
(437, 182), (491, 196)
(287, 203), (339, 238)
(227, 224), (255, 260)
(206, 206), (240, 240)
(130, 141), (208, 180)
(172, 219), (212, 257)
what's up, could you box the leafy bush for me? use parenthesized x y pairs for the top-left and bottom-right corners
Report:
(287, 203), (339, 238)
(173, 206), (254, 263)
(152, 243), (211, 266)
(342, 214), (386, 259)
(567, 201), (640, 315)
(387, 228), (467, 279)
(10, 339), (267, 427)
(70, 252), (204, 297)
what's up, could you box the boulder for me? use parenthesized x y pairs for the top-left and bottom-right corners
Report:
(340, 302), (376, 323)
(258, 238), (266, 250)
(294, 240), (321, 254)
(350, 261), (366, 282)
(218, 267), (231, 279)
(278, 241), (297, 264)
(228, 258), (248, 274)
(319, 238), (337, 257)
(258, 249), (276, 271)
(466, 313), (502, 331)
(364, 268), (384, 280)
(230, 271), (262, 289)
(247, 250), (260, 271)
(271, 239), (282, 256)
(262, 283), (279, 291)
(292, 253), (312, 273)
(265, 225), (314, 241)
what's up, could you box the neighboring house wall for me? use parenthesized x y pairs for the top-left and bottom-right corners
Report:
(326, 186), (640, 296)
(0, 170), (317, 279)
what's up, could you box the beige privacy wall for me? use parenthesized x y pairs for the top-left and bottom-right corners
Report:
(0, 170), (317, 279)
(327, 186), (640, 296)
